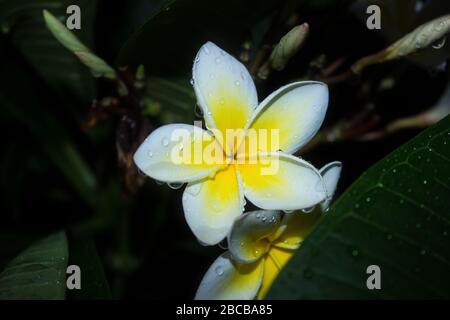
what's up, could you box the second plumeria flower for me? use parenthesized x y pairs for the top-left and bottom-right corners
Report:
(134, 42), (332, 245)
(195, 161), (342, 300)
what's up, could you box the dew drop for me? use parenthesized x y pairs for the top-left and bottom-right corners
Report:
(161, 137), (169, 147)
(423, 180), (427, 185)
(168, 182), (183, 190)
(218, 240), (228, 250)
(215, 266), (224, 276)
(190, 78), (195, 86)
(432, 36), (446, 49)
(215, 57), (221, 64)
(366, 197), (371, 202)
(147, 150), (153, 158)
(302, 206), (315, 213)
(235, 80), (240, 86)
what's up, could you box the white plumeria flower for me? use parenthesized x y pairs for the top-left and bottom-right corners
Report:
(134, 41), (332, 245)
(195, 162), (342, 300)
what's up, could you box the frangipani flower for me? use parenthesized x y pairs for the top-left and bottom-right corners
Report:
(134, 41), (331, 245)
(195, 162), (342, 300)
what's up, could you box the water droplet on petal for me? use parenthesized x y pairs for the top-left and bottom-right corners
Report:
(215, 266), (224, 276)
(168, 182), (183, 190)
(302, 206), (314, 213)
(215, 57), (221, 64)
(147, 150), (153, 158)
(162, 137), (169, 147)
(235, 80), (240, 86)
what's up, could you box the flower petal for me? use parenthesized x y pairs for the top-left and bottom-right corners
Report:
(134, 124), (224, 183)
(257, 247), (294, 299)
(228, 210), (282, 264)
(272, 210), (322, 250)
(183, 165), (243, 245)
(247, 81), (328, 154)
(237, 152), (326, 210)
(192, 42), (258, 152)
(320, 161), (342, 211)
(195, 252), (263, 300)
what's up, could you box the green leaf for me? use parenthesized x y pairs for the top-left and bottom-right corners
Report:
(268, 115), (450, 299)
(117, 0), (282, 74)
(66, 236), (111, 299)
(43, 9), (116, 79)
(0, 0), (98, 103)
(0, 231), (68, 300)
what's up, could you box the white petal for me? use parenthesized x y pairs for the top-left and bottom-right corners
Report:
(183, 166), (244, 245)
(228, 210), (282, 264)
(237, 152), (326, 210)
(133, 124), (223, 183)
(195, 252), (263, 300)
(246, 81), (328, 154)
(319, 161), (342, 211)
(192, 42), (257, 146)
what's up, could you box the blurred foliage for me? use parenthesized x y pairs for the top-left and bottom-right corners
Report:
(0, 0), (449, 299)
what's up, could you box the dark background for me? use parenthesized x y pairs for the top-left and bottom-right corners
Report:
(1, 0), (449, 299)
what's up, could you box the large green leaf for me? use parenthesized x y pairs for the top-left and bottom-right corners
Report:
(0, 231), (68, 300)
(268, 115), (450, 299)
(117, 0), (282, 74)
(0, 0), (97, 104)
